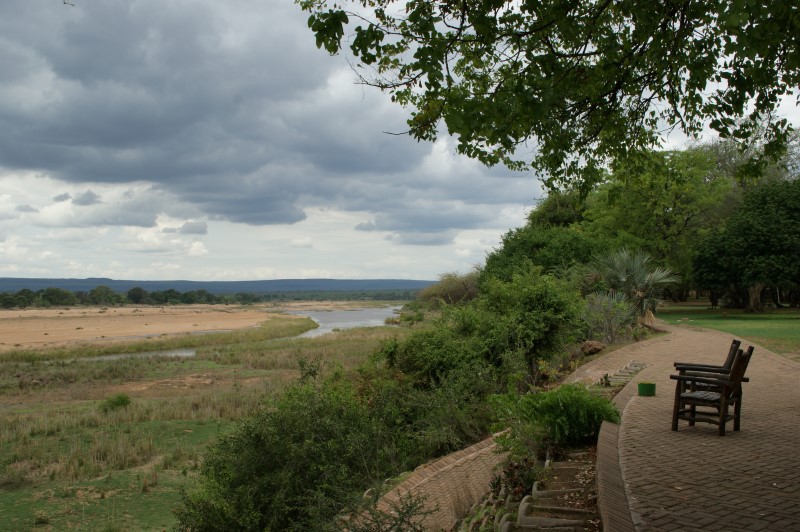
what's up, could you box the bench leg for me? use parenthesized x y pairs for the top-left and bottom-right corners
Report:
(672, 383), (681, 431)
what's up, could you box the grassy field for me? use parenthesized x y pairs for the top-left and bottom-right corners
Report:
(658, 303), (800, 362)
(0, 310), (412, 531)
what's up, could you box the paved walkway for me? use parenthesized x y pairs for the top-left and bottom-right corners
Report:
(568, 323), (800, 531)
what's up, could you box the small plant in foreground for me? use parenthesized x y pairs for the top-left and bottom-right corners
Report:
(491, 456), (542, 500)
(345, 491), (435, 532)
(493, 384), (620, 457)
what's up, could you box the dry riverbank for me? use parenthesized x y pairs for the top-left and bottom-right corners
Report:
(0, 301), (376, 352)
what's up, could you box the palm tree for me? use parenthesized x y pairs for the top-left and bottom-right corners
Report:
(590, 248), (679, 317)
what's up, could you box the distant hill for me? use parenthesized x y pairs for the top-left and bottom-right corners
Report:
(0, 277), (436, 295)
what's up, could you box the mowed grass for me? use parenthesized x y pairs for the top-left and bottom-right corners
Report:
(659, 304), (800, 361)
(0, 313), (413, 531)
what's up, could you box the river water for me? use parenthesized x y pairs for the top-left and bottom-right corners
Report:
(90, 306), (400, 361)
(289, 306), (400, 338)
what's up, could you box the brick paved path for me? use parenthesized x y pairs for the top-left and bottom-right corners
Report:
(569, 323), (800, 531)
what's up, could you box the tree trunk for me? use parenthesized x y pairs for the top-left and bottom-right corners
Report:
(746, 283), (766, 312)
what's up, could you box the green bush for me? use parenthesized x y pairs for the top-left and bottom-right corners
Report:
(481, 224), (606, 282)
(347, 492), (434, 532)
(582, 291), (637, 343)
(357, 363), (497, 462)
(385, 265), (583, 387)
(417, 270), (480, 308)
(380, 324), (487, 386)
(99, 393), (131, 413)
(476, 266), (584, 381)
(176, 376), (400, 531)
(494, 384), (620, 457)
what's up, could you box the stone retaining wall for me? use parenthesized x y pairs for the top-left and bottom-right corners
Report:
(377, 434), (507, 530)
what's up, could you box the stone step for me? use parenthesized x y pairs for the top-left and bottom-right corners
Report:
(520, 496), (593, 517)
(507, 525), (588, 532)
(554, 456), (592, 463)
(550, 461), (592, 470)
(543, 481), (585, 491)
(533, 487), (584, 499)
(517, 514), (591, 528)
(529, 504), (594, 518)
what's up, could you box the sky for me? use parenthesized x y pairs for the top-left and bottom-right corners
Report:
(0, 2), (797, 282)
(0, 0), (540, 282)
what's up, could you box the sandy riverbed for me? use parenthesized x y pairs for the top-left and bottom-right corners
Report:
(0, 301), (389, 351)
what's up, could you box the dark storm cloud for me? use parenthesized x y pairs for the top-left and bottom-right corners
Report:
(0, 0), (537, 240)
(72, 190), (101, 206)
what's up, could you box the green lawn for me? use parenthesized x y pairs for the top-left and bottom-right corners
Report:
(658, 304), (800, 362)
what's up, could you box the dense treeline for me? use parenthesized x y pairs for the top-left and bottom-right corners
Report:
(0, 285), (250, 308)
(0, 286), (418, 309)
(483, 142), (800, 311)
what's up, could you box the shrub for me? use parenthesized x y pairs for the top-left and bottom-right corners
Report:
(99, 394), (131, 413)
(582, 291), (637, 343)
(176, 377), (397, 531)
(384, 265), (583, 387)
(491, 456), (542, 500)
(347, 491), (434, 532)
(357, 363), (497, 463)
(494, 384), (620, 457)
(380, 324), (487, 387)
(476, 266), (584, 381)
(417, 270), (479, 307)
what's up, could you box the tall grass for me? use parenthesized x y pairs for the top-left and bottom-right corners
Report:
(0, 323), (413, 488)
(202, 325), (411, 371)
(0, 384), (277, 485)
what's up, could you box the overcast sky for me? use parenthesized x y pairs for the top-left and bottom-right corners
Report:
(0, 0), (542, 281)
(0, 2), (797, 282)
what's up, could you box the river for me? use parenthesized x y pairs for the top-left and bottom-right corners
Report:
(289, 306), (401, 338)
(90, 305), (401, 361)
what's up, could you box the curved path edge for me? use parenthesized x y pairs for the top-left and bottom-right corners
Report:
(597, 421), (636, 532)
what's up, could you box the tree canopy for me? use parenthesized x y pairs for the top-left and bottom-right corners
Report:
(581, 146), (736, 288)
(299, 0), (799, 190)
(694, 178), (800, 311)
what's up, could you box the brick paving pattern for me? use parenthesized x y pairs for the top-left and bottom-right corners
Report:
(572, 323), (800, 531)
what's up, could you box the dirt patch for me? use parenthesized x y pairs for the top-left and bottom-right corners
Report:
(0, 304), (291, 351)
(0, 301), (393, 352)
